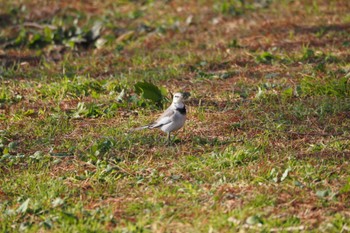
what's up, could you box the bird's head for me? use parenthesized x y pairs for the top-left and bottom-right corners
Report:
(172, 92), (191, 104)
(172, 92), (184, 104)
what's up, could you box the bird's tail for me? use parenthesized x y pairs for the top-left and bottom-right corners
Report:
(129, 125), (150, 132)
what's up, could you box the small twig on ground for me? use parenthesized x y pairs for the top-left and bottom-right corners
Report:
(22, 22), (57, 30)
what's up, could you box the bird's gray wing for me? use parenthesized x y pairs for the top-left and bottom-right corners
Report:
(157, 106), (175, 120)
(149, 108), (176, 128)
(129, 107), (175, 132)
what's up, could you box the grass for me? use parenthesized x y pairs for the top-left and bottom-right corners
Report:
(1, 0), (350, 232)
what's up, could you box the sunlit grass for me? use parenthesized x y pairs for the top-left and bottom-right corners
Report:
(1, 0), (350, 232)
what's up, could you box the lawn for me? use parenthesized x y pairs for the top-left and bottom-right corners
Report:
(1, 0), (350, 232)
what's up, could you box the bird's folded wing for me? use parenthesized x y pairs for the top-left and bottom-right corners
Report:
(150, 109), (175, 128)
(158, 107), (175, 119)
(129, 107), (175, 132)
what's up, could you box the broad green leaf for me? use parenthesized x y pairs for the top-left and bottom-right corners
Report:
(95, 38), (107, 49)
(72, 102), (88, 119)
(255, 86), (264, 99)
(43, 26), (54, 42)
(23, 109), (35, 116)
(17, 198), (30, 213)
(159, 86), (168, 97)
(13, 29), (27, 46)
(52, 198), (65, 208)
(41, 219), (53, 229)
(134, 81), (164, 104)
(340, 178), (350, 194)
(281, 167), (291, 181)
(30, 151), (43, 159)
(91, 21), (102, 41)
(246, 215), (263, 225)
(116, 89), (125, 102)
(316, 189), (330, 198)
(8, 141), (18, 152)
(294, 180), (304, 187)
(28, 33), (43, 48)
(282, 87), (293, 99)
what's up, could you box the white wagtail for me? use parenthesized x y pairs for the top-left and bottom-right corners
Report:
(132, 92), (188, 142)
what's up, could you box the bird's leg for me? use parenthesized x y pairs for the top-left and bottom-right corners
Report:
(166, 132), (171, 146)
(167, 132), (171, 141)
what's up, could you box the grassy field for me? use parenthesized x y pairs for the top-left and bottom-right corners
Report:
(1, 0), (350, 232)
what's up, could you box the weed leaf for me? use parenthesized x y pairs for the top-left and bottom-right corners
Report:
(316, 190), (330, 198)
(281, 167), (291, 182)
(246, 215), (263, 225)
(17, 198), (30, 214)
(134, 81), (164, 104)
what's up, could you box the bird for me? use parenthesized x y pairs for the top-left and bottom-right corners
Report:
(131, 92), (188, 142)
